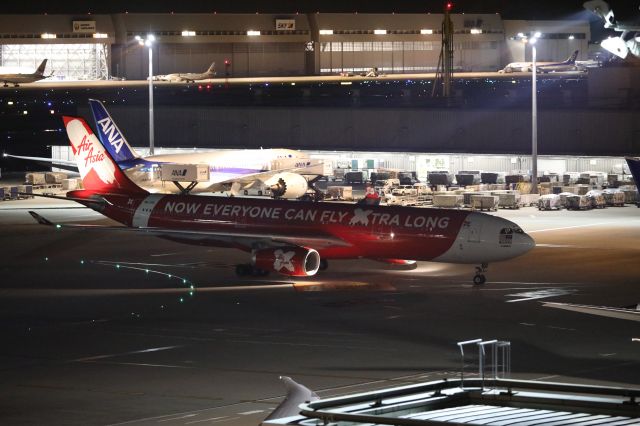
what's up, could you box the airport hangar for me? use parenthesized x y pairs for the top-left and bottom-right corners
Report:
(2, 11), (639, 177)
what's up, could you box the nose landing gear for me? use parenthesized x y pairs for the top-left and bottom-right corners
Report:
(473, 263), (488, 285)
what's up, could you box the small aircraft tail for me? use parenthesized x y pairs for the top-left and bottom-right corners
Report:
(565, 50), (579, 64)
(62, 115), (146, 194)
(88, 99), (141, 163)
(35, 59), (48, 75)
(626, 157), (640, 187)
(206, 62), (216, 74)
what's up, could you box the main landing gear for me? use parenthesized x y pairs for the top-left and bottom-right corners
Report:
(235, 264), (270, 277)
(473, 263), (488, 285)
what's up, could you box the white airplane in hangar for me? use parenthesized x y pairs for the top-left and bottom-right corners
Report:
(500, 50), (581, 73)
(152, 62), (216, 82)
(6, 99), (324, 199)
(0, 59), (50, 87)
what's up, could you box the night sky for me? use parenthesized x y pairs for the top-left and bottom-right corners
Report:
(0, 0), (607, 19)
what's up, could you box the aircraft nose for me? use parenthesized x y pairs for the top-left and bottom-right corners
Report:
(515, 231), (536, 256)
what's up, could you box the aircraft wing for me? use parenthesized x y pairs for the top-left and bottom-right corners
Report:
(3, 154), (79, 173)
(28, 211), (349, 249)
(543, 302), (640, 322)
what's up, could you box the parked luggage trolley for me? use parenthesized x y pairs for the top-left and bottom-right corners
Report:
(565, 194), (591, 210)
(538, 194), (562, 211)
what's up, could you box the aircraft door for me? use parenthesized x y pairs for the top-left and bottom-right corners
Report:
(467, 222), (482, 243)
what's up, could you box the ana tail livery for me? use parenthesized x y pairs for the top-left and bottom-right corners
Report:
(1, 59), (50, 87)
(29, 115), (535, 283)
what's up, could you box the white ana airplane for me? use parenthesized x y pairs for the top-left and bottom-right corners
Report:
(500, 50), (580, 73)
(153, 62), (216, 82)
(0, 59), (49, 87)
(7, 99), (324, 199)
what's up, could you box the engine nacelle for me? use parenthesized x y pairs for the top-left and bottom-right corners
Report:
(253, 246), (321, 276)
(265, 172), (309, 199)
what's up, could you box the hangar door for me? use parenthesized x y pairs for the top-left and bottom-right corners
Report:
(0, 43), (109, 81)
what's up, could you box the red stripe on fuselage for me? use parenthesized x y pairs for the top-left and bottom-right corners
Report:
(89, 193), (470, 261)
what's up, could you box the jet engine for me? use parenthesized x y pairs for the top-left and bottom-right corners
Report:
(265, 172), (309, 199)
(253, 246), (321, 276)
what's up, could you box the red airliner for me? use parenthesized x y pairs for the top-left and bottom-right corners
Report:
(30, 116), (535, 284)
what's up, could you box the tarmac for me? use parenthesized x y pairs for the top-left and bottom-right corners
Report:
(0, 196), (638, 425)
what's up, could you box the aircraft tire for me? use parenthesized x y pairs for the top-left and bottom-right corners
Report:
(473, 274), (486, 285)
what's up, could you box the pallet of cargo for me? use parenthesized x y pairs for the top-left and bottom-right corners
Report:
(602, 189), (625, 207)
(471, 195), (499, 211)
(538, 194), (562, 210)
(565, 194), (591, 210)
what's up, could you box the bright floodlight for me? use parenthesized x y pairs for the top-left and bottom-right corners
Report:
(517, 32), (525, 37)
(534, 31), (541, 38)
(247, 30), (261, 36)
(319, 29), (334, 35)
(470, 28), (482, 35)
(568, 35), (575, 40)
(181, 30), (196, 37)
(135, 35), (141, 41)
(530, 37), (538, 45)
(148, 34), (155, 42)
(374, 29), (387, 35)
(420, 29), (433, 35)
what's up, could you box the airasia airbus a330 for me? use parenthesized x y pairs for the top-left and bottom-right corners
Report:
(30, 116), (535, 284)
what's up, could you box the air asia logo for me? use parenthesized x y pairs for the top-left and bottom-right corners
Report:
(349, 209), (373, 226)
(96, 117), (125, 154)
(76, 134), (105, 168)
(171, 169), (188, 177)
(273, 249), (295, 272)
(67, 119), (116, 184)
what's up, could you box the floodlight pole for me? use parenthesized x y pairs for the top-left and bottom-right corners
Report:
(148, 45), (154, 155)
(530, 42), (538, 194)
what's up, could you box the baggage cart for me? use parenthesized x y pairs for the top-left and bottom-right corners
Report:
(456, 174), (475, 186)
(17, 185), (33, 199)
(495, 192), (521, 209)
(433, 194), (463, 208)
(622, 189), (638, 204)
(565, 195), (591, 210)
(558, 192), (576, 208)
(586, 190), (606, 209)
(538, 194), (562, 210)
(428, 172), (453, 186)
(471, 195), (499, 211)
(519, 193), (540, 206)
(45, 172), (68, 184)
(602, 189), (625, 207)
(62, 179), (78, 190)
(25, 172), (46, 185)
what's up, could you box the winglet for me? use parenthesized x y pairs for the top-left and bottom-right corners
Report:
(29, 211), (54, 226)
(263, 376), (319, 421)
